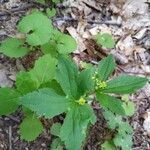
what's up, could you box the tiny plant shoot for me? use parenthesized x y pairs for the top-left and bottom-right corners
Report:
(0, 10), (148, 150)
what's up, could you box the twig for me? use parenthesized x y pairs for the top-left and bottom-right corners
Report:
(0, 4), (34, 17)
(117, 66), (150, 76)
(0, 3), (122, 27)
(90, 60), (98, 65)
(8, 126), (12, 150)
(122, 71), (150, 76)
(87, 20), (122, 27)
(7, 116), (20, 123)
(28, 0), (49, 8)
(82, 1), (101, 12)
(53, 17), (122, 27)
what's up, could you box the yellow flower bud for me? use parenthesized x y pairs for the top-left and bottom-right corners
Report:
(78, 97), (86, 105)
(100, 81), (107, 89)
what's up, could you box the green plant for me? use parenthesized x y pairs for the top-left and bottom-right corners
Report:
(0, 11), (77, 58)
(0, 53), (147, 149)
(0, 10), (148, 150)
(96, 33), (115, 49)
(50, 123), (64, 150)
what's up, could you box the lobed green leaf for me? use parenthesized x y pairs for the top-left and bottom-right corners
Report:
(41, 42), (58, 57)
(0, 38), (28, 58)
(103, 109), (121, 129)
(96, 33), (115, 49)
(101, 140), (116, 150)
(19, 114), (43, 141)
(42, 30), (77, 55)
(50, 123), (62, 137)
(16, 71), (38, 95)
(51, 138), (63, 150)
(54, 32), (77, 54)
(18, 11), (53, 46)
(0, 88), (20, 115)
(46, 8), (56, 17)
(29, 54), (57, 87)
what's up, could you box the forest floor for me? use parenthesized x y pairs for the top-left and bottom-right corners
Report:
(0, 0), (150, 149)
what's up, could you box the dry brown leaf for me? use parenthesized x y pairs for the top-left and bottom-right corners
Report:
(117, 35), (146, 56)
(122, 0), (149, 19)
(67, 27), (86, 53)
(143, 110), (150, 136)
(0, 65), (13, 88)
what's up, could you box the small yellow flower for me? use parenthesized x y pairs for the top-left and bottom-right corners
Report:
(78, 97), (86, 105)
(100, 81), (107, 89)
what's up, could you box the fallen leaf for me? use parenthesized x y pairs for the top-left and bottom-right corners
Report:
(67, 27), (86, 53)
(122, 0), (149, 19)
(143, 110), (150, 136)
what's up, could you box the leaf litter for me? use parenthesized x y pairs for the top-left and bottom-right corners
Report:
(0, 0), (150, 149)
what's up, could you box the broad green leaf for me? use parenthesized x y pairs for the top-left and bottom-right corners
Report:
(41, 42), (58, 57)
(18, 11), (53, 46)
(113, 122), (133, 150)
(0, 38), (28, 58)
(60, 104), (96, 150)
(40, 80), (65, 95)
(16, 71), (38, 95)
(29, 54), (57, 87)
(19, 114), (43, 141)
(103, 110), (121, 129)
(118, 122), (133, 135)
(114, 134), (132, 150)
(101, 140), (116, 150)
(102, 75), (148, 94)
(22, 107), (33, 117)
(98, 54), (115, 81)
(122, 101), (135, 116)
(53, 31), (77, 54)
(78, 67), (95, 96)
(56, 34), (77, 54)
(51, 138), (63, 150)
(42, 30), (77, 55)
(122, 95), (135, 116)
(0, 88), (20, 115)
(96, 93), (125, 115)
(96, 33), (115, 49)
(20, 88), (70, 118)
(50, 123), (62, 137)
(56, 56), (79, 98)
(46, 8), (56, 17)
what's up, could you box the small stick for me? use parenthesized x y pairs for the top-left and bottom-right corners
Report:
(8, 126), (12, 150)
(0, 4), (34, 16)
(87, 20), (122, 27)
(118, 66), (150, 76)
(7, 116), (20, 123)
(53, 17), (122, 27)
